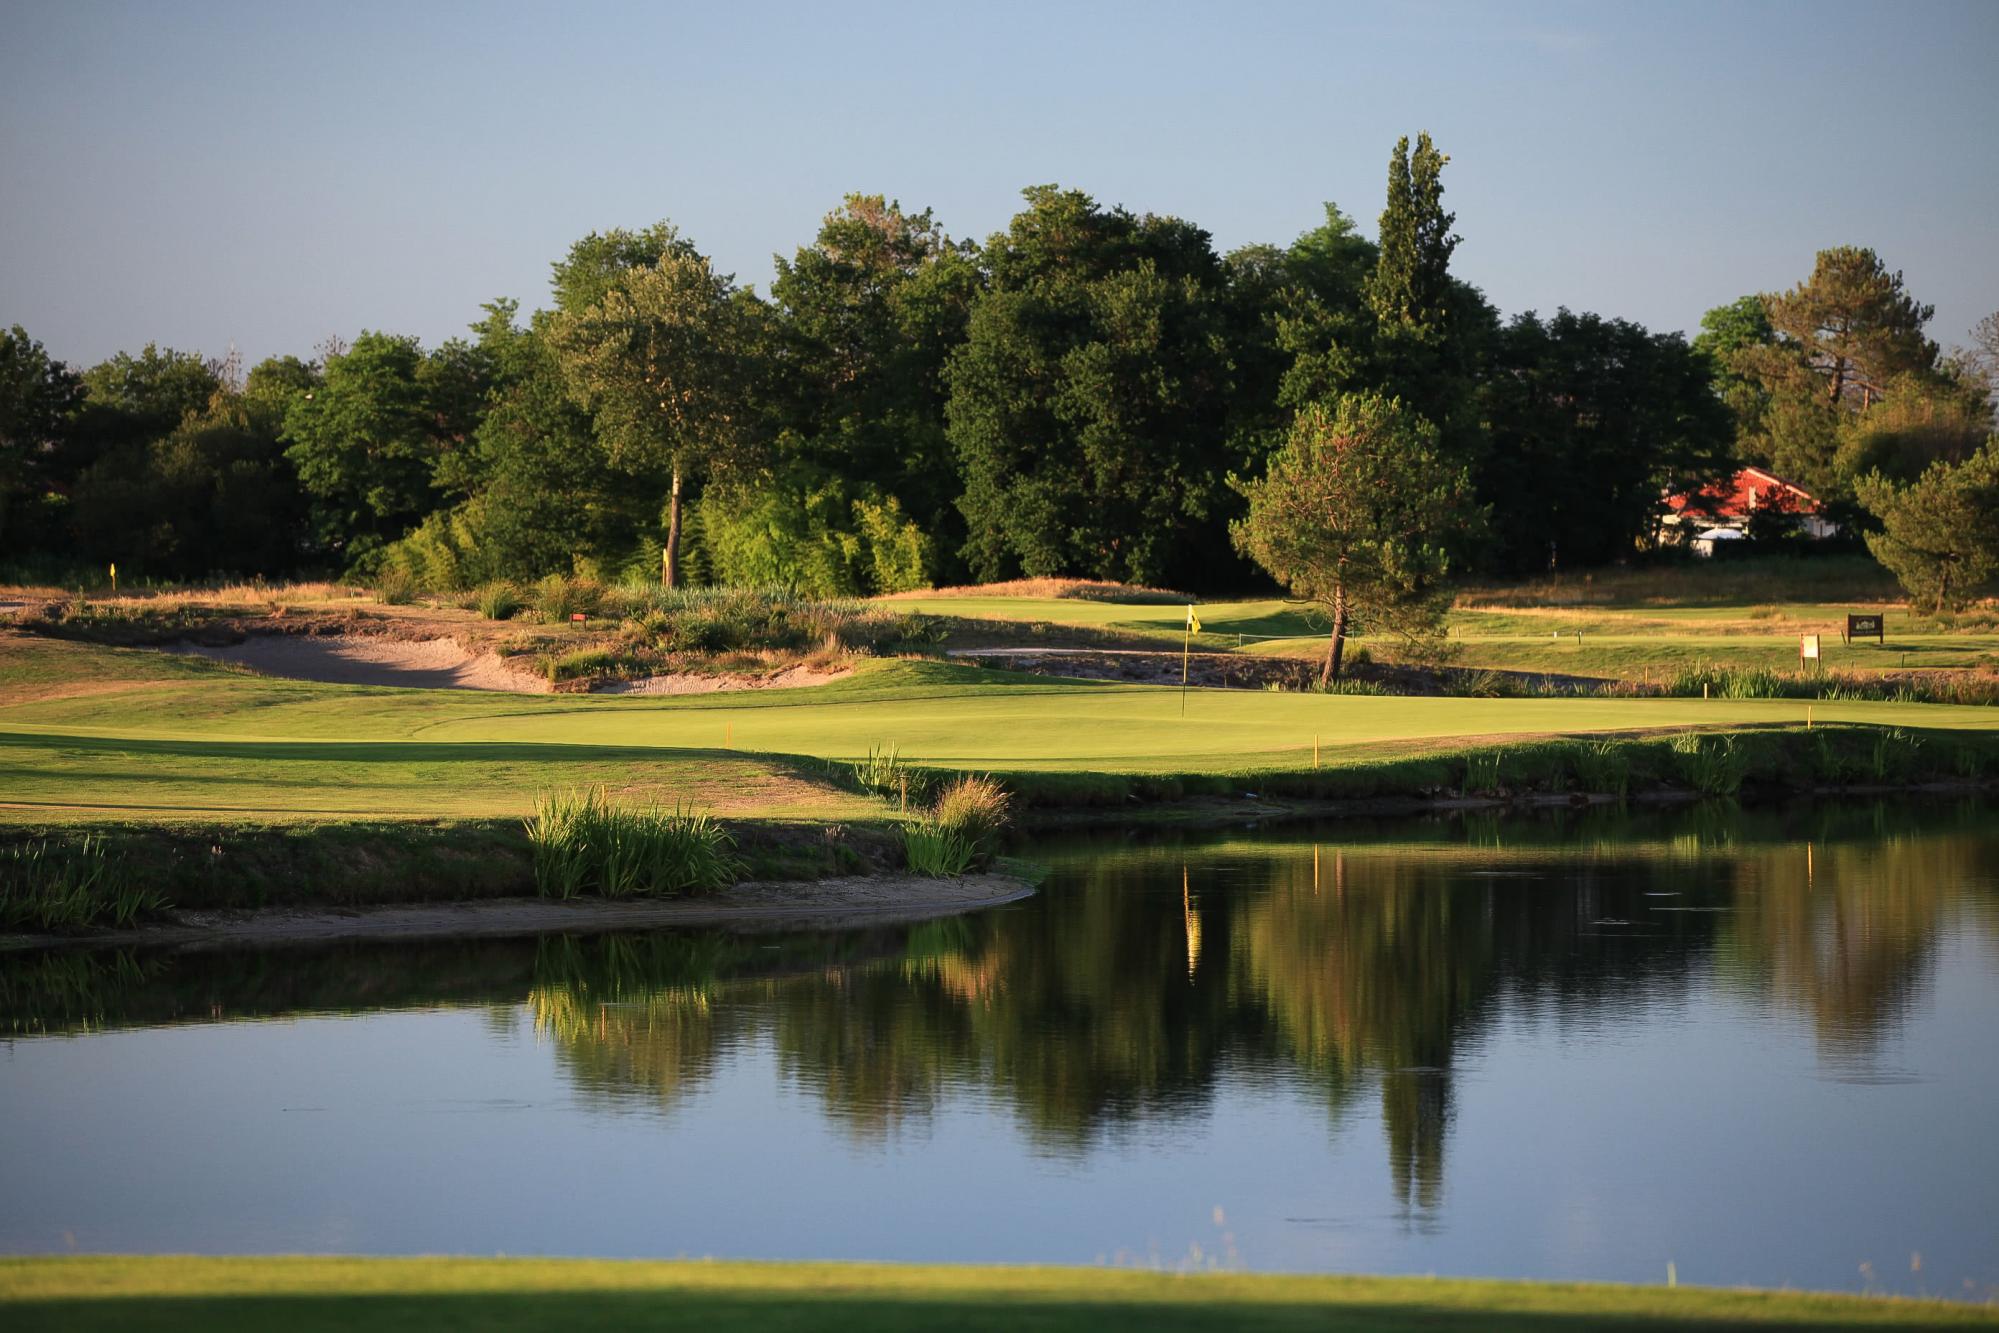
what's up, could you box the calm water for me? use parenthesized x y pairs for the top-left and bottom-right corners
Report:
(4, 802), (1998, 1299)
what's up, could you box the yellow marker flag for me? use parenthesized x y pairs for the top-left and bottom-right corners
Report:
(1186, 605), (1201, 634)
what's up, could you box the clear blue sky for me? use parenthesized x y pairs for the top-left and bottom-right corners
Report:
(4, 0), (1995, 369)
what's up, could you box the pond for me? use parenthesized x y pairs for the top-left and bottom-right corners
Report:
(3, 801), (1997, 1300)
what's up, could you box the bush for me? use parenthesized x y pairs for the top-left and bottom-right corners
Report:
(533, 575), (602, 624)
(525, 789), (739, 899)
(374, 568), (419, 606)
(612, 585), (936, 657)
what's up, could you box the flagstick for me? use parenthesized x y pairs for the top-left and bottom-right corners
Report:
(1180, 623), (1190, 717)
(1181, 616), (1193, 717)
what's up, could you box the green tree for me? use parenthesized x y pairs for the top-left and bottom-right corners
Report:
(1229, 393), (1485, 683)
(281, 332), (456, 566)
(1361, 134), (1490, 455)
(378, 302), (657, 588)
(1856, 443), (1999, 612)
(0, 326), (82, 553)
(549, 226), (757, 588)
(770, 195), (979, 547)
(945, 186), (1237, 586)
(1729, 248), (1951, 508)
(1762, 246), (1936, 409)
(1479, 310), (1733, 572)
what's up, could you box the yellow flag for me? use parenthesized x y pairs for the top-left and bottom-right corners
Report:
(1186, 605), (1201, 634)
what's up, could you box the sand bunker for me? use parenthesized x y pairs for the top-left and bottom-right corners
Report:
(171, 635), (551, 693)
(167, 635), (852, 695)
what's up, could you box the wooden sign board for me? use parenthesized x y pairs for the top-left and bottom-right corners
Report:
(1846, 613), (1884, 644)
(570, 612), (587, 625)
(1799, 633), (1821, 668)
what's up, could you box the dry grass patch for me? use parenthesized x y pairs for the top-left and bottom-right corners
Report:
(885, 578), (1188, 604)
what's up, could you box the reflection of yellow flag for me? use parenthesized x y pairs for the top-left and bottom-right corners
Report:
(1186, 605), (1201, 634)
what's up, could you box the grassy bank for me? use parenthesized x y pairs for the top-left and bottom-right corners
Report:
(2, 1256), (1991, 1331)
(0, 816), (893, 927)
(3, 631), (1996, 931)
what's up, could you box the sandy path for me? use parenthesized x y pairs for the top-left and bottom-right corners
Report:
(170, 635), (552, 693)
(26, 873), (1034, 952)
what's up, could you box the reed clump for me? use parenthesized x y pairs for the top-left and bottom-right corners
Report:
(1672, 731), (1748, 797)
(525, 789), (739, 899)
(473, 580), (523, 621)
(0, 835), (167, 932)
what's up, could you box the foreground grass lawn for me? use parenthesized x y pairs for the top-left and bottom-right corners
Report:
(2, 637), (1996, 822)
(2, 1257), (1991, 1331)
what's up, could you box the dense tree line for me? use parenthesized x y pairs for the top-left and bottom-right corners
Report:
(3, 134), (1992, 601)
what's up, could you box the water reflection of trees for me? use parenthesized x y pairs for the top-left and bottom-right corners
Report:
(518, 803), (1998, 1217)
(8, 803), (1992, 1216)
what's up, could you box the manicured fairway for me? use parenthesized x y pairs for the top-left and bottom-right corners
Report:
(2, 639), (1995, 822)
(1, 1256), (1991, 1331)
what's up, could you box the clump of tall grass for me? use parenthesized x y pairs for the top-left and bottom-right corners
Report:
(1462, 750), (1506, 796)
(373, 568), (419, 606)
(932, 775), (1012, 861)
(540, 647), (632, 683)
(852, 741), (929, 806)
(902, 823), (978, 877)
(525, 789), (739, 899)
(0, 836), (166, 932)
(1310, 676), (1389, 696)
(1572, 739), (1631, 798)
(898, 773), (1014, 876)
(1661, 665), (1999, 706)
(474, 580), (523, 621)
(1869, 728), (1924, 784)
(1672, 732), (1748, 796)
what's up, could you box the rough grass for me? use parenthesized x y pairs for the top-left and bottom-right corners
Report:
(886, 578), (1189, 603)
(2, 1256), (1991, 1331)
(1455, 555), (1904, 609)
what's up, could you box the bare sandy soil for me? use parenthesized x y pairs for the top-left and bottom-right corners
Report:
(599, 663), (851, 694)
(43, 873), (1034, 951)
(171, 634), (551, 692)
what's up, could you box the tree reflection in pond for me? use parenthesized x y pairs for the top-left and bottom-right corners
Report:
(519, 802), (1999, 1218)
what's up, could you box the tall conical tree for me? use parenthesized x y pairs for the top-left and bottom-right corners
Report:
(1359, 133), (1487, 460)
(1367, 133), (1459, 335)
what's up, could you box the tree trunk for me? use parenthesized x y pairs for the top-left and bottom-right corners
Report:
(663, 467), (684, 589)
(1321, 585), (1349, 686)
